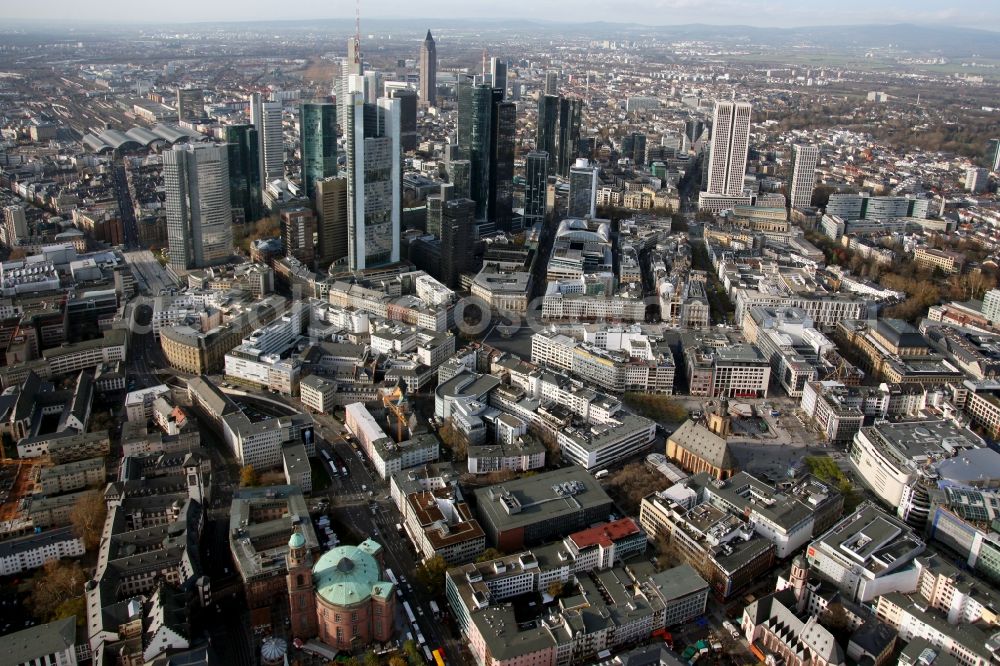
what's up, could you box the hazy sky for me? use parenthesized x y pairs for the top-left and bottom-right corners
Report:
(5, 0), (999, 31)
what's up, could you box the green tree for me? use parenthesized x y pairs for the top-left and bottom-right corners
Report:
(239, 464), (258, 487)
(414, 555), (450, 597)
(476, 548), (505, 563)
(364, 651), (380, 666)
(70, 489), (107, 550)
(388, 656), (408, 666)
(28, 559), (86, 622)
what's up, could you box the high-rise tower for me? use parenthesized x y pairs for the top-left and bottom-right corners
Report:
(224, 124), (263, 224)
(315, 176), (348, 267)
(568, 159), (598, 219)
(536, 94), (559, 173)
(163, 143), (233, 270)
(787, 144), (819, 209)
(557, 98), (583, 176)
(339, 36), (364, 132)
(345, 84), (401, 271)
(250, 92), (284, 185)
(419, 30), (437, 107)
(490, 57), (507, 99)
(524, 151), (549, 227)
(300, 102), (338, 200)
(706, 100), (752, 197)
(544, 70), (559, 95)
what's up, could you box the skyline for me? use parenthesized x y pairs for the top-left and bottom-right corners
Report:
(3, 2), (1000, 32)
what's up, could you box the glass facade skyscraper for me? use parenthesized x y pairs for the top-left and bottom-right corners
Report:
(164, 143), (233, 270)
(300, 102), (338, 200)
(345, 85), (401, 271)
(224, 124), (263, 224)
(524, 151), (549, 227)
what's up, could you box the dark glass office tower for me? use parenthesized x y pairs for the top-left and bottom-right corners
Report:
(490, 57), (508, 99)
(556, 97), (582, 177)
(300, 102), (337, 200)
(440, 198), (475, 288)
(465, 83), (494, 221)
(489, 97), (516, 231)
(524, 150), (549, 227)
(390, 88), (418, 152)
(456, 75), (474, 160)
(536, 94), (559, 173)
(224, 124), (263, 223)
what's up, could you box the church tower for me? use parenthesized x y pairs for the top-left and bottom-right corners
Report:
(706, 397), (732, 438)
(286, 527), (318, 639)
(790, 554), (810, 613)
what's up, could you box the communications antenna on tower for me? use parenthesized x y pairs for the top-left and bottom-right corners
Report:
(353, 0), (362, 66)
(482, 48), (488, 80)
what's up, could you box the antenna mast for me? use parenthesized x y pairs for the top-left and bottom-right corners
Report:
(482, 48), (488, 79)
(354, 0), (362, 66)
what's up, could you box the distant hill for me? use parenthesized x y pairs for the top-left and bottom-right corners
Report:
(5, 18), (999, 59)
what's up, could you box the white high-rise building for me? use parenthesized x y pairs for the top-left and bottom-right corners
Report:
(339, 37), (364, 130)
(568, 158), (598, 219)
(966, 166), (989, 194)
(346, 81), (401, 271)
(706, 100), (752, 196)
(787, 144), (819, 208)
(163, 143), (233, 270)
(250, 92), (284, 185)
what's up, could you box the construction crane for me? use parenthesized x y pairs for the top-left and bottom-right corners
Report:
(382, 385), (409, 442)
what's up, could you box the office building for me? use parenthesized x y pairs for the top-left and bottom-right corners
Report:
(490, 57), (507, 97)
(982, 289), (1000, 324)
(474, 467), (614, 551)
(568, 158), (598, 219)
(825, 193), (932, 220)
(339, 36), (364, 131)
(557, 97), (583, 176)
(7, 617), (80, 666)
(685, 118), (705, 147)
(419, 30), (437, 107)
(536, 94), (559, 173)
(389, 88), (418, 151)
(229, 485), (319, 608)
(281, 206), (316, 266)
(847, 419), (992, 529)
(176, 87), (203, 122)
(490, 98), (516, 231)
(2, 204), (28, 246)
(300, 102), (337, 200)
(314, 176), (348, 267)
(163, 143), (233, 270)
(787, 144), (819, 208)
(524, 150), (549, 226)
(544, 69), (559, 95)
(805, 502), (925, 603)
(458, 80), (494, 220)
(224, 124), (263, 223)
(345, 87), (401, 271)
(622, 132), (647, 166)
(250, 92), (284, 184)
(638, 489), (775, 600)
(706, 101), (752, 196)
(966, 167), (989, 194)
(440, 198), (475, 289)
(448, 159), (471, 200)
(987, 138), (1000, 172)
